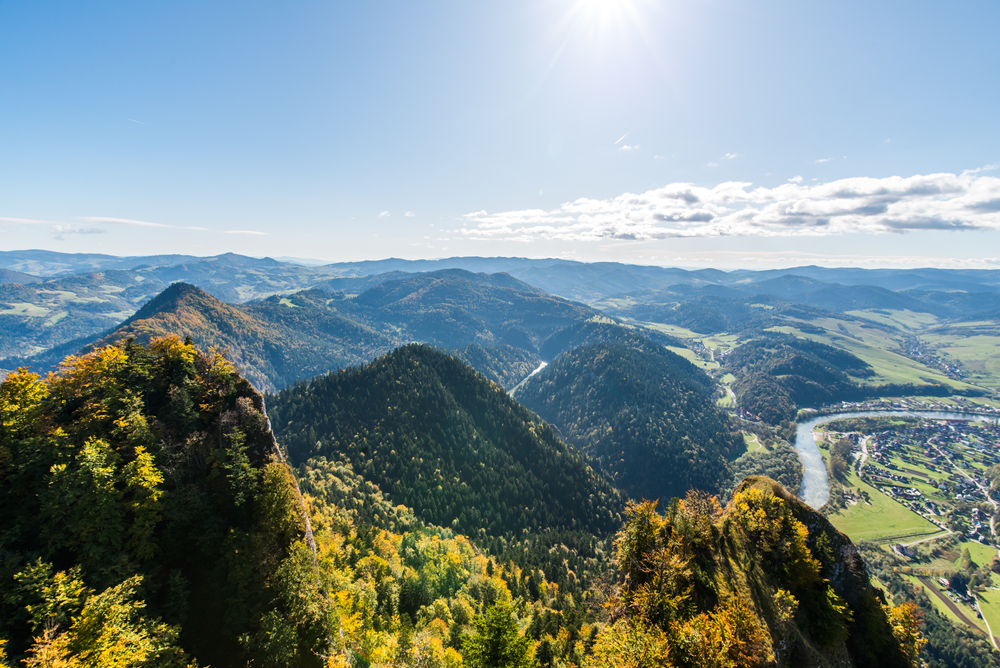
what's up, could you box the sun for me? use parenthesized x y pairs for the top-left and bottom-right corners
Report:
(562, 0), (647, 42)
(574, 0), (638, 25)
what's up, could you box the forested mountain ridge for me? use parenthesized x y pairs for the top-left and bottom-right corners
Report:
(516, 339), (741, 502)
(267, 344), (627, 539)
(350, 269), (596, 352)
(724, 333), (976, 425)
(0, 337), (326, 666)
(4, 270), (602, 392)
(601, 478), (923, 667)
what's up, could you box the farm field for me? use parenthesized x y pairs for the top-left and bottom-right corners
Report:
(768, 323), (976, 389)
(922, 330), (1000, 391)
(826, 469), (940, 543)
(978, 589), (1000, 648)
(901, 573), (987, 632)
(846, 309), (941, 332)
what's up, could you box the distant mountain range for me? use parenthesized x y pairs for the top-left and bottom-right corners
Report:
(3, 270), (601, 392)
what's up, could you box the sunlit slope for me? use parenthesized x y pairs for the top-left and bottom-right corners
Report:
(0, 338), (324, 667)
(602, 477), (919, 667)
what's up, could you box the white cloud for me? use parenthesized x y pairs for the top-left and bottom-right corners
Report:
(459, 170), (1000, 242)
(223, 230), (268, 235)
(1, 216), (107, 239)
(405, 211), (415, 217)
(815, 158), (832, 163)
(620, 144), (638, 151)
(79, 216), (206, 231)
(788, 176), (803, 183)
(725, 152), (740, 160)
(706, 162), (718, 168)
(379, 211), (390, 218)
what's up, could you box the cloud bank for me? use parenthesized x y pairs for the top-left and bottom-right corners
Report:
(460, 171), (1000, 242)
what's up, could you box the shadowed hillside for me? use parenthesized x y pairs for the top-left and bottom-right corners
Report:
(267, 344), (627, 539)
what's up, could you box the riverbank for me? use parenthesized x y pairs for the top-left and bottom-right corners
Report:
(794, 409), (996, 510)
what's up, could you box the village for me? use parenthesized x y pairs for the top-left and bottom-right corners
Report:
(818, 416), (1000, 640)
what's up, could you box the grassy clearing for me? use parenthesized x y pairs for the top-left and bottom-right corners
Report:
(0, 303), (51, 317)
(278, 297), (300, 308)
(721, 373), (736, 384)
(717, 393), (733, 408)
(846, 309), (940, 331)
(903, 575), (993, 633)
(742, 431), (766, 453)
(901, 574), (978, 630)
(978, 589), (1000, 642)
(666, 346), (719, 370)
(964, 541), (999, 569)
(827, 470), (940, 543)
(45, 311), (69, 326)
(922, 333), (1000, 390)
(639, 322), (701, 339)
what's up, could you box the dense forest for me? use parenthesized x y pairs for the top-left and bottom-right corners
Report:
(516, 341), (741, 502)
(447, 343), (540, 390)
(267, 344), (627, 539)
(0, 337), (326, 666)
(0, 338), (927, 667)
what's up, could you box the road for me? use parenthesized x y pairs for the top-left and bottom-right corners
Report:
(916, 576), (985, 636)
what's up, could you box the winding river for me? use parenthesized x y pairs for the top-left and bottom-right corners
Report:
(796, 410), (997, 509)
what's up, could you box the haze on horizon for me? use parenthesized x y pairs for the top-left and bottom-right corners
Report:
(1, 0), (998, 270)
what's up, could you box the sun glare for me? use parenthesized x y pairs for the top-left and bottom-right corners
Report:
(563, 0), (647, 43)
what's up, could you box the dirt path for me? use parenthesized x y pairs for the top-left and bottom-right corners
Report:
(858, 435), (870, 472)
(901, 529), (953, 548)
(916, 576), (985, 635)
(976, 598), (1000, 651)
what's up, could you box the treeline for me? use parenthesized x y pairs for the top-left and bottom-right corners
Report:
(268, 344), (626, 539)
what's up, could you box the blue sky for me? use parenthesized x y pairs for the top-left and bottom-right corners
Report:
(1, 0), (998, 268)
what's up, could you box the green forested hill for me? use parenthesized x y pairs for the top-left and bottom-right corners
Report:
(81, 282), (402, 392)
(538, 320), (686, 361)
(724, 333), (960, 424)
(516, 341), (741, 502)
(0, 338), (327, 667)
(267, 344), (626, 538)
